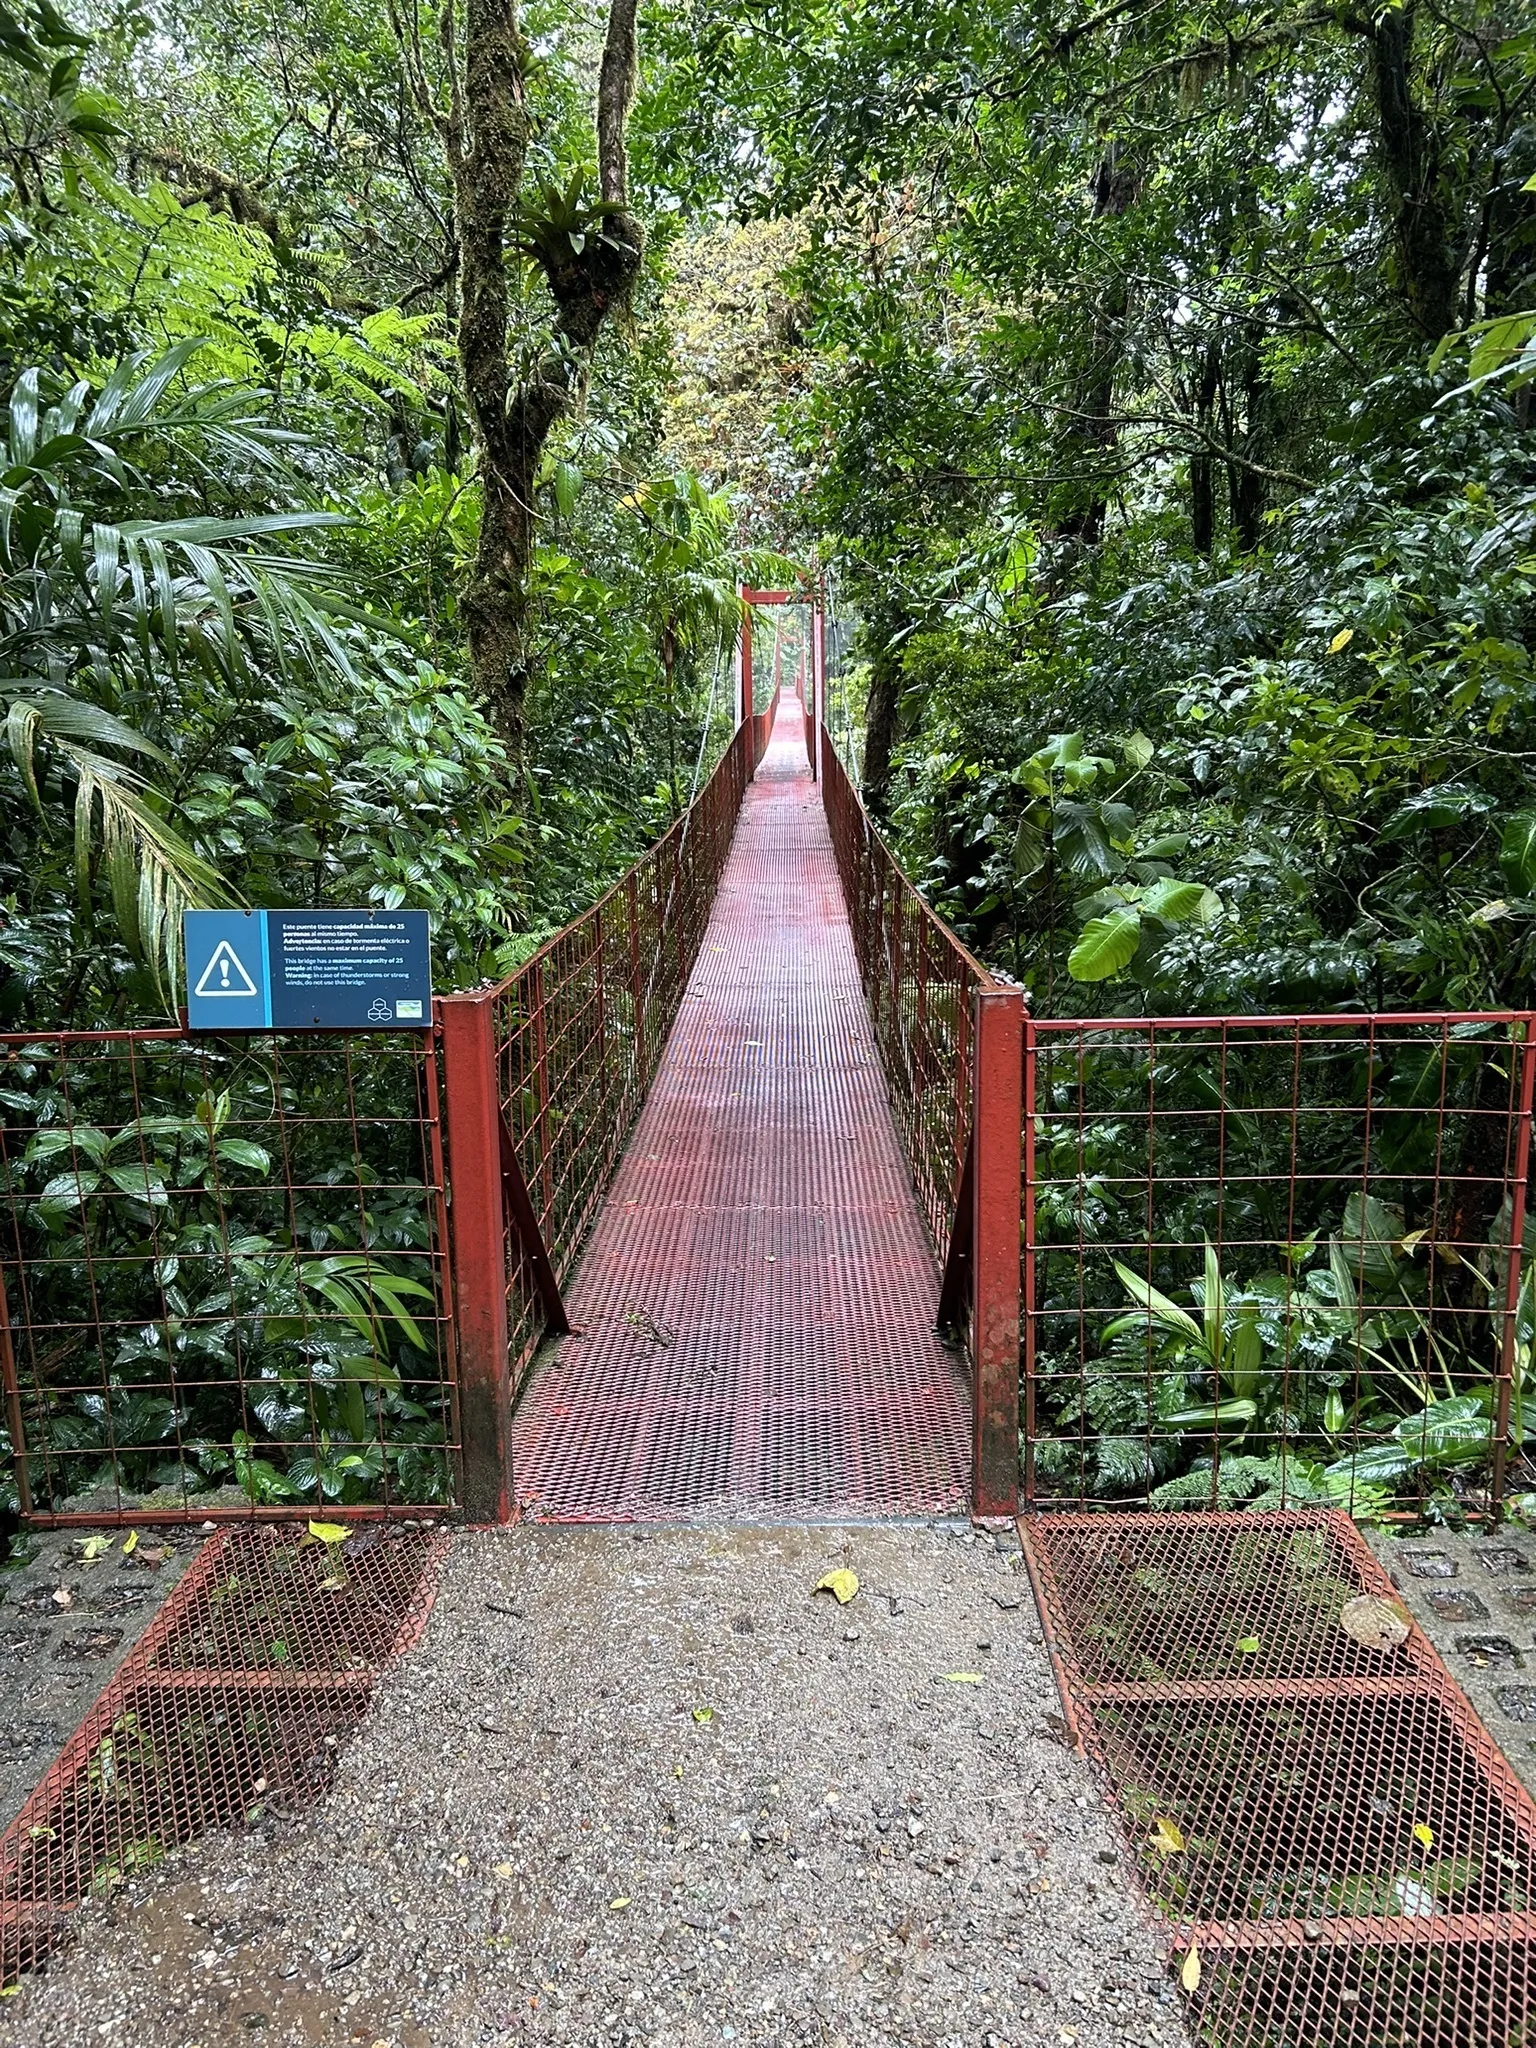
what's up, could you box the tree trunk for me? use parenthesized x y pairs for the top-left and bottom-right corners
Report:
(1189, 339), (1220, 555)
(1058, 153), (1139, 546)
(1367, 6), (1465, 340)
(404, 0), (644, 761)
(861, 611), (907, 816)
(662, 624), (679, 818)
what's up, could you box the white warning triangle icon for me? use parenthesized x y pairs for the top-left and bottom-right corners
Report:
(194, 938), (258, 997)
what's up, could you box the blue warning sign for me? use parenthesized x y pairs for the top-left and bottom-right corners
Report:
(184, 910), (432, 1032)
(184, 911), (269, 1030)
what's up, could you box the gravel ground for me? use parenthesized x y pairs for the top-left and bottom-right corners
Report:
(2, 1523), (1192, 2048)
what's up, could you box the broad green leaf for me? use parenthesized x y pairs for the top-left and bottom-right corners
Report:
(1500, 811), (1536, 896)
(215, 1139), (272, 1173)
(1068, 908), (1141, 981)
(1379, 784), (1496, 841)
(1140, 878), (1221, 925)
(1227, 1305), (1263, 1400)
(1202, 1238), (1224, 1370)
(1112, 1260), (1207, 1349)
(1156, 1399), (1258, 1430)
(1011, 808), (1046, 881)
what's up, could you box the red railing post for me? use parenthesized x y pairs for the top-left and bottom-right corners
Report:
(437, 988), (514, 1522)
(626, 872), (646, 1086)
(1021, 1008), (1037, 1508)
(972, 986), (1023, 1515)
(1494, 1015), (1536, 1514)
(739, 598), (754, 739)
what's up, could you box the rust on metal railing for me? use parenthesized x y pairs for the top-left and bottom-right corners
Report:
(434, 715), (760, 1518)
(817, 726), (1023, 1513)
(1025, 1012), (1536, 1516)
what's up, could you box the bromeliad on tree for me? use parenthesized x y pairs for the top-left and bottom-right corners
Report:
(389, 0), (645, 767)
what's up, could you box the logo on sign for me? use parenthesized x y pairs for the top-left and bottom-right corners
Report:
(193, 940), (259, 998)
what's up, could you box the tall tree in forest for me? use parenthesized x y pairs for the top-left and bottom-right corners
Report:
(391, 0), (645, 757)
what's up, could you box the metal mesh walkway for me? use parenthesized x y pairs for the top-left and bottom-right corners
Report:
(509, 695), (971, 1520)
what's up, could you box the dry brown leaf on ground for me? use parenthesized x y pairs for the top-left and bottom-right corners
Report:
(1339, 1593), (1410, 1650)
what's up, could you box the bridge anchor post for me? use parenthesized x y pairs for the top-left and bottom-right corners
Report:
(438, 987), (516, 1522)
(971, 987), (1023, 1516)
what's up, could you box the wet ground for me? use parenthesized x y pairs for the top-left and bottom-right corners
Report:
(1, 1522), (1192, 2048)
(0, 1523), (198, 1831)
(1367, 1522), (1536, 1800)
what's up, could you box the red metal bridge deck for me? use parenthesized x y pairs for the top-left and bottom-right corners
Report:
(509, 695), (971, 1520)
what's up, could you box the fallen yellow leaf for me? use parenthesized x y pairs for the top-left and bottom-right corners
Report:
(609, 1897), (630, 1911)
(1412, 1821), (1434, 1850)
(307, 1519), (349, 1546)
(1181, 1943), (1201, 1993)
(494, 1862), (514, 1878)
(122, 1530), (139, 1555)
(1150, 1817), (1186, 1855)
(814, 1569), (859, 1605)
(1329, 628), (1355, 654)
(692, 1706), (713, 1724)
(941, 1672), (983, 1684)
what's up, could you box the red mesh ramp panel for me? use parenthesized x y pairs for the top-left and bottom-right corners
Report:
(1022, 1509), (1536, 2047)
(510, 696), (971, 1520)
(0, 1523), (446, 1983)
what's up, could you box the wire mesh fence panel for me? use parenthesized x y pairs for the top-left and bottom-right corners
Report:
(0, 1522), (446, 1982)
(753, 684), (781, 768)
(1025, 1015), (1536, 1517)
(0, 1032), (455, 1522)
(1023, 1510), (1536, 2048)
(492, 723), (754, 1383)
(821, 735), (996, 1256)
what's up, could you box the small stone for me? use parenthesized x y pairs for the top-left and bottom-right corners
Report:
(1425, 1587), (1489, 1622)
(906, 1816), (924, 1839)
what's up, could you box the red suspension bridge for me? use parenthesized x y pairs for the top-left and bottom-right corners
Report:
(2, 585), (1535, 1528)
(6, 590), (1536, 2044)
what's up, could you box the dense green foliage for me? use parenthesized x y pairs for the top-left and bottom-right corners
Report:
(0, 0), (765, 1027)
(662, 0), (1536, 1017)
